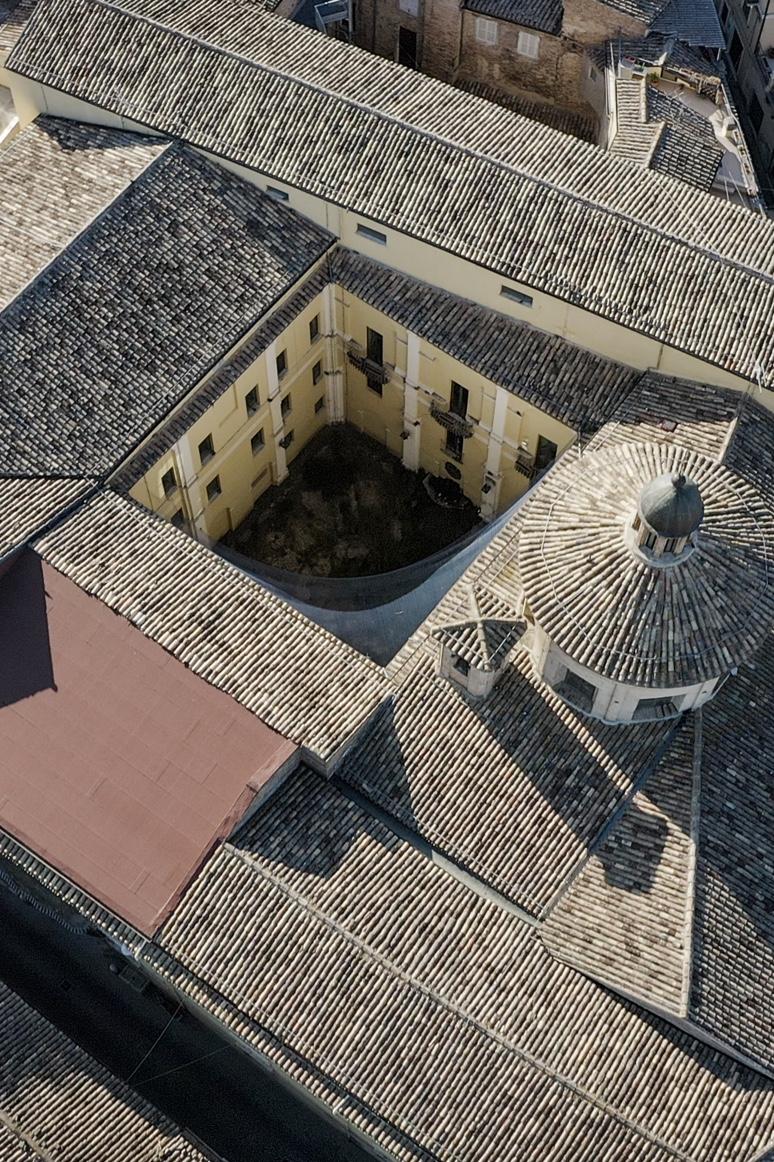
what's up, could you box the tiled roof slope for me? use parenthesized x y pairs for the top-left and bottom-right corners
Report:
(0, 981), (210, 1161)
(338, 568), (673, 913)
(455, 80), (597, 142)
(0, 477), (92, 557)
(0, 117), (164, 310)
(542, 720), (697, 1015)
(34, 490), (387, 763)
(9, 0), (774, 383)
(518, 441), (774, 686)
(597, 0), (669, 21)
(0, 0), (35, 53)
(146, 768), (774, 1162)
(689, 632), (774, 1073)
(464, 0), (562, 34)
(0, 142), (333, 476)
(652, 0), (724, 47)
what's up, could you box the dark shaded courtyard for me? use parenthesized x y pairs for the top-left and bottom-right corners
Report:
(221, 424), (482, 577)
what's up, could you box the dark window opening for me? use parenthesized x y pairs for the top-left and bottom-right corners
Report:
(634, 695), (681, 720)
(206, 475), (221, 502)
(449, 381), (469, 418)
(535, 435), (558, 473)
(452, 654), (470, 677)
(313, 360), (323, 385)
(279, 430), (295, 449)
(366, 327), (383, 364)
(276, 349), (288, 379)
(171, 508), (186, 529)
(356, 223), (387, 245)
(729, 31), (743, 68)
(314, 396), (325, 414)
(198, 434), (215, 465)
(161, 467), (177, 496)
(445, 430), (464, 462)
(500, 284), (533, 307)
(251, 429), (265, 455)
(266, 185), (289, 201)
(398, 26), (418, 67)
(749, 92), (764, 133)
(555, 668), (597, 713)
(245, 386), (259, 415)
(445, 461), (462, 480)
(281, 394), (292, 418)
(309, 315), (320, 343)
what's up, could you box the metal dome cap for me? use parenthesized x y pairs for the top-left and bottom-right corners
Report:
(638, 471), (704, 539)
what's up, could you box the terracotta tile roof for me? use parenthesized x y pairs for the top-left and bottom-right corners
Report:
(0, 980), (212, 1160)
(454, 80), (597, 142)
(0, 142), (333, 476)
(0, 551), (297, 934)
(464, 0), (561, 34)
(0, 116), (165, 310)
(34, 490), (387, 764)
(542, 721), (697, 1015)
(518, 441), (774, 687)
(0, 477), (92, 557)
(8, 0), (774, 382)
(143, 768), (774, 1162)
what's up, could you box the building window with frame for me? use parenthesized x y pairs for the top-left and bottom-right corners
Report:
(198, 434), (215, 465)
(535, 434), (558, 473)
(366, 327), (385, 394)
(245, 386), (259, 415)
(281, 393), (292, 419)
(475, 17), (497, 44)
(251, 428), (265, 455)
(449, 381), (469, 418)
(171, 508), (186, 529)
(266, 185), (289, 201)
(276, 349), (288, 379)
(161, 467), (177, 497)
(206, 475), (222, 502)
(356, 223), (388, 245)
(314, 396), (325, 414)
(517, 30), (540, 58)
(313, 359), (323, 385)
(309, 314), (320, 344)
(500, 284), (533, 307)
(446, 430), (464, 462)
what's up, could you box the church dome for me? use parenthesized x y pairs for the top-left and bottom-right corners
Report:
(638, 472), (704, 538)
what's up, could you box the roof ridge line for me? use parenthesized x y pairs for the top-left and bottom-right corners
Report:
(679, 709), (703, 1016)
(25, 0), (774, 289)
(217, 839), (697, 1162)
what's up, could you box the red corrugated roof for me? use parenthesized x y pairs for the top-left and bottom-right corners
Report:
(0, 551), (297, 934)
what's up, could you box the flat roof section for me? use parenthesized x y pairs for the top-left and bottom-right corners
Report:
(0, 551), (297, 935)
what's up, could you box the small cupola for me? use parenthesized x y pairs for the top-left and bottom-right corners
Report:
(433, 588), (524, 699)
(629, 471), (704, 564)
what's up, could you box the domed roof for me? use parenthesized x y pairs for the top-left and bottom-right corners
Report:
(638, 472), (704, 538)
(517, 443), (774, 688)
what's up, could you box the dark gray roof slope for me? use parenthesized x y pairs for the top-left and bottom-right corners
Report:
(0, 980), (211, 1161)
(144, 768), (774, 1162)
(0, 116), (165, 309)
(0, 143), (333, 477)
(652, 0), (724, 47)
(464, 0), (561, 34)
(9, 0), (774, 383)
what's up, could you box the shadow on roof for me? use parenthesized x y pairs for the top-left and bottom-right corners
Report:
(0, 551), (55, 708)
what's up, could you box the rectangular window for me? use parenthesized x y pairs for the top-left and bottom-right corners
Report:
(171, 508), (186, 529)
(475, 17), (497, 44)
(314, 396), (325, 414)
(198, 434), (215, 465)
(312, 359), (323, 385)
(449, 381), (469, 418)
(356, 223), (387, 245)
(445, 430), (464, 461)
(309, 314), (320, 343)
(161, 467), (177, 496)
(206, 475), (221, 502)
(729, 29), (743, 68)
(251, 428), (265, 455)
(281, 393), (292, 418)
(266, 185), (289, 201)
(366, 327), (384, 364)
(517, 30), (540, 58)
(245, 386), (259, 415)
(398, 25), (417, 67)
(500, 284), (533, 307)
(535, 435), (558, 473)
(276, 349), (288, 379)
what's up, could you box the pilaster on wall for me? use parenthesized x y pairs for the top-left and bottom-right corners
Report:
(265, 340), (289, 484)
(323, 285), (346, 422)
(173, 432), (212, 545)
(402, 331), (422, 471)
(480, 385), (508, 518)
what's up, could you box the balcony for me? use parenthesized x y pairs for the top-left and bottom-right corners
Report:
(429, 403), (474, 438)
(514, 451), (535, 479)
(346, 344), (391, 385)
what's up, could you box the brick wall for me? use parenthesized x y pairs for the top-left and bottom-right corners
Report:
(456, 16), (588, 110)
(562, 0), (648, 44)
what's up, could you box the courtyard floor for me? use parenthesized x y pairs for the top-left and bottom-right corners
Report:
(220, 424), (482, 577)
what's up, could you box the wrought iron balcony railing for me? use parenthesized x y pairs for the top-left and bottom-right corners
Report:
(429, 403), (474, 438)
(346, 345), (391, 385)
